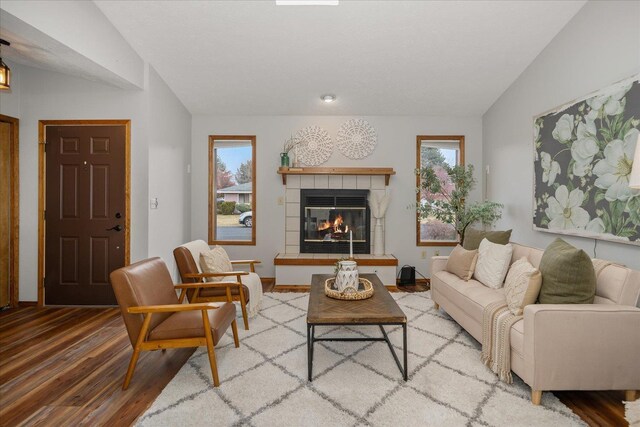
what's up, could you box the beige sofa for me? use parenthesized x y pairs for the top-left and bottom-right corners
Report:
(430, 242), (640, 405)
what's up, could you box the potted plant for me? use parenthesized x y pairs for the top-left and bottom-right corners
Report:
(281, 135), (303, 167)
(416, 164), (503, 245)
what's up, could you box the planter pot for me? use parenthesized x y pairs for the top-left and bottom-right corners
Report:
(335, 260), (359, 292)
(280, 152), (290, 167)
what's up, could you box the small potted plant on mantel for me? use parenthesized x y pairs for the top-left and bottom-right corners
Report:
(281, 135), (303, 168)
(417, 164), (503, 245)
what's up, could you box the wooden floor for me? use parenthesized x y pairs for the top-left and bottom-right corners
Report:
(0, 286), (629, 426)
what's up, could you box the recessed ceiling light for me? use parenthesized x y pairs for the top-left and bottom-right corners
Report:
(276, 1), (339, 5)
(321, 94), (336, 103)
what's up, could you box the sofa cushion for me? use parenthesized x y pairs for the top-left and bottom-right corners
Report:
(445, 245), (478, 281)
(434, 271), (505, 324)
(463, 228), (512, 250)
(511, 243), (544, 268)
(538, 238), (596, 304)
(504, 257), (542, 315)
(474, 239), (513, 289)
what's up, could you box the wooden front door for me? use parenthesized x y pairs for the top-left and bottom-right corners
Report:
(45, 125), (127, 305)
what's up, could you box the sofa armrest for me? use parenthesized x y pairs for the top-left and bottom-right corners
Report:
(430, 256), (449, 276)
(523, 304), (640, 391)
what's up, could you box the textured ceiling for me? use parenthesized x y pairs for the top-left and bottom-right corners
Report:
(96, 0), (586, 115)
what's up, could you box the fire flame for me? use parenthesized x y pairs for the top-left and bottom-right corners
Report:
(317, 214), (345, 232)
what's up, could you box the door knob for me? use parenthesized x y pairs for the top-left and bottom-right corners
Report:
(106, 225), (122, 232)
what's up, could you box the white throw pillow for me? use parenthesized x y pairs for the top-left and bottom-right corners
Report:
(504, 257), (542, 316)
(473, 238), (513, 289)
(199, 246), (233, 282)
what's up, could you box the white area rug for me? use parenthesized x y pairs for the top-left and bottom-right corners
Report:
(627, 398), (640, 426)
(137, 291), (585, 427)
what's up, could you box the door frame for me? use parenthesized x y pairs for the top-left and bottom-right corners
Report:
(38, 120), (131, 307)
(0, 114), (19, 308)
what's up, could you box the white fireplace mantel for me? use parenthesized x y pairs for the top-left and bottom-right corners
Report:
(277, 167), (395, 185)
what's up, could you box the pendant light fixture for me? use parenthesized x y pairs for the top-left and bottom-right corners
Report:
(0, 39), (11, 90)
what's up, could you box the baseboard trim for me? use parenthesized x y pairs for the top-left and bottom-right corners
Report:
(18, 301), (38, 307)
(272, 284), (399, 293)
(260, 277), (275, 285)
(395, 278), (430, 286)
(272, 285), (310, 292)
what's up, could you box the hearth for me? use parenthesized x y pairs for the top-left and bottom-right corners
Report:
(300, 189), (370, 254)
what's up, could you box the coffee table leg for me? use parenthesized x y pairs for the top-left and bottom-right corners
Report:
(311, 325), (315, 366)
(403, 323), (408, 381)
(307, 323), (312, 381)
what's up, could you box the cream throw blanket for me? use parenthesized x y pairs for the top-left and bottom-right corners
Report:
(221, 272), (263, 318)
(481, 258), (613, 383)
(481, 300), (521, 383)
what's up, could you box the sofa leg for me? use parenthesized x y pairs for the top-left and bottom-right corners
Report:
(531, 390), (542, 405)
(433, 302), (440, 310)
(626, 390), (638, 401)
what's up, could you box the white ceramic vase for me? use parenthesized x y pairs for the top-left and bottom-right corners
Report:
(335, 260), (359, 292)
(373, 218), (384, 256)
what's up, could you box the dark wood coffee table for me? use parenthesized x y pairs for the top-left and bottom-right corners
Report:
(307, 273), (408, 381)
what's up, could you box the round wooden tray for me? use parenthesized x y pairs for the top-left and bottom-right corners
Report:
(324, 277), (374, 300)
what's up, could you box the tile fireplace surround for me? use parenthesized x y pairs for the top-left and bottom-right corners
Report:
(284, 174), (387, 255)
(275, 173), (398, 285)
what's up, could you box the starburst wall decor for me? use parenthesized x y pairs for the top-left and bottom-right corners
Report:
(336, 119), (377, 159)
(294, 126), (333, 166)
(533, 76), (640, 245)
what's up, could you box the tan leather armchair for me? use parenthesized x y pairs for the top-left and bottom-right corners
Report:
(174, 240), (262, 330)
(109, 257), (240, 389)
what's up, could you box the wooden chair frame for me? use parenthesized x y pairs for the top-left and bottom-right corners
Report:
(184, 259), (261, 331)
(123, 281), (240, 390)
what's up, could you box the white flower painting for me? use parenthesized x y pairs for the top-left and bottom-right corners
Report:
(533, 77), (640, 245)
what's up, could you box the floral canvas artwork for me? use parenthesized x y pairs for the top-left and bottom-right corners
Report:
(533, 77), (640, 246)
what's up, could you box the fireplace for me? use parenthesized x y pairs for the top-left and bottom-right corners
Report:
(300, 189), (370, 254)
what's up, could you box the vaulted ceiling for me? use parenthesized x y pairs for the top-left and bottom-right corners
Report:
(5, 1), (588, 116)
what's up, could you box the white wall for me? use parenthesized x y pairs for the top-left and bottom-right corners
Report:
(191, 115), (483, 279)
(147, 67), (192, 277)
(483, 1), (640, 269)
(0, 62), (191, 302)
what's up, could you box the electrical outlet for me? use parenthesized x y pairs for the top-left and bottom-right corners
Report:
(150, 197), (158, 209)
(434, 250), (440, 256)
(420, 250), (427, 259)
(277, 196), (284, 206)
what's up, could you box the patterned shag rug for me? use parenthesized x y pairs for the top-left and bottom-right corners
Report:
(137, 292), (585, 427)
(627, 398), (640, 426)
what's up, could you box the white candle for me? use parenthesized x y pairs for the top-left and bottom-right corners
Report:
(349, 230), (353, 259)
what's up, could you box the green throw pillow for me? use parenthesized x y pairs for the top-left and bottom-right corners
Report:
(538, 238), (596, 304)
(462, 228), (512, 250)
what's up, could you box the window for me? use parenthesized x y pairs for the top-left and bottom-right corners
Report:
(416, 135), (465, 246)
(208, 135), (256, 245)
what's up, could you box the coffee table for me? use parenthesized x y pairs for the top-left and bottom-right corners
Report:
(307, 273), (408, 381)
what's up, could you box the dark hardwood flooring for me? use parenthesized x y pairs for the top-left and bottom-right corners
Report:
(0, 283), (629, 426)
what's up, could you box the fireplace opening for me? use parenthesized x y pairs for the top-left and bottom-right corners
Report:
(300, 189), (370, 254)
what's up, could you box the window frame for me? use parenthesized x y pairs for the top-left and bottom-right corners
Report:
(416, 135), (465, 247)
(208, 135), (256, 246)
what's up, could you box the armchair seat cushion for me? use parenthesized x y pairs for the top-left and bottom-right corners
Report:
(149, 302), (236, 344)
